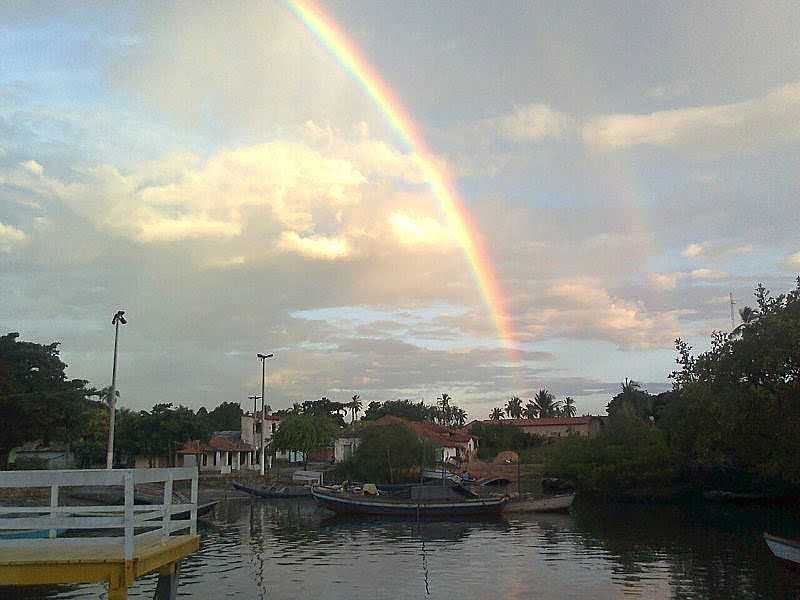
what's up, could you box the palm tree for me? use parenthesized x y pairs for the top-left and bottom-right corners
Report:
(732, 305), (760, 335)
(489, 407), (504, 421)
(349, 394), (362, 425)
(505, 396), (523, 419)
(437, 393), (452, 426)
(562, 396), (576, 418)
(532, 389), (561, 418)
(453, 407), (468, 427)
(522, 401), (539, 419)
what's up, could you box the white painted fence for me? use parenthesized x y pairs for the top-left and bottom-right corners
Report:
(0, 467), (198, 560)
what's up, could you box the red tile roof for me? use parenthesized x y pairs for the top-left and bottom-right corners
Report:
(177, 435), (255, 454)
(370, 415), (474, 447)
(468, 416), (597, 429)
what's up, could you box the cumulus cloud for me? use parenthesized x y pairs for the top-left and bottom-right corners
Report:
(583, 81), (800, 152)
(649, 272), (681, 290)
(277, 231), (351, 260)
(689, 268), (728, 280)
(682, 242), (707, 258)
(388, 211), (455, 250)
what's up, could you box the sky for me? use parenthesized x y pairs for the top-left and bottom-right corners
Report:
(2, 1), (799, 419)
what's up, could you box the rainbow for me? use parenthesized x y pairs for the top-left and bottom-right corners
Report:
(287, 0), (516, 350)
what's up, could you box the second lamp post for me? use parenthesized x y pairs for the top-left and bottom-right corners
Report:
(257, 352), (274, 476)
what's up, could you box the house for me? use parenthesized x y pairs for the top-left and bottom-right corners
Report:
(334, 416), (478, 464)
(177, 433), (256, 474)
(467, 416), (605, 439)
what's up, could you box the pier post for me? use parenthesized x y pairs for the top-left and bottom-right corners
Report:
(154, 561), (180, 600)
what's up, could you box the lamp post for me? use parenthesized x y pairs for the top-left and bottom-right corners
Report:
(256, 353), (274, 476)
(106, 310), (127, 469)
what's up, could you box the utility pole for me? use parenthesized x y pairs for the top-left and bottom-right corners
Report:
(248, 395), (261, 418)
(730, 290), (736, 330)
(106, 310), (127, 469)
(257, 353), (274, 476)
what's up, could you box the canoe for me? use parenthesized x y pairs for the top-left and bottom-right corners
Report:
(764, 532), (800, 565)
(311, 486), (508, 518)
(232, 481), (312, 498)
(503, 493), (575, 514)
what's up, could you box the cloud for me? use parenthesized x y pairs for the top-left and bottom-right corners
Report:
(786, 250), (800, 268)
(0, 221), (27, 252)
(649, 272), (681, 290)
(583, 81), (800, 152)
(689, 268), (728, 280)
(388, 211), (455, 250)
(493, 103), (572, 142)
(20, 160), (43, 176)
(277, 231), (351, 260)
(682, 242), (707, 258)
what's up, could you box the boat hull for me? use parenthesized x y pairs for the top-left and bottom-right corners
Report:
(504, 493), (575, 514)
(311, 487), (507, 518)
(764, 533), (800, 565)
(233, 481), (312, 498)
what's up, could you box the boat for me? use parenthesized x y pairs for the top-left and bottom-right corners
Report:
(764, 532), (800, 565)
(311, 485), (508, 517)
(232, 481), (312, 498)
(503, 493), (575, 514)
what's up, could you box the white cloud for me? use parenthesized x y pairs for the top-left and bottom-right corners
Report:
(0, 222), (27, 252)
(682, 242), (707, 258)
(277, 231), (351, 260)
(20, 160), (43, 176)
(492, 103), (571, 142)
(388, 211), (455, 250)
(689, 268), (728, 280)
(786, 250), (800, 268)
(583, 81), (800, 151)
(649, 272), (681, 290)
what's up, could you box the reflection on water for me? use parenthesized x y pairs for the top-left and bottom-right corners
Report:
(4, 497), (799, 599)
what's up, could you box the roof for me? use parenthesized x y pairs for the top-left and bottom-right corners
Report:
(370, 415), (474, 447)
(468, 416), (598, 429)
(177, 434), (255, 454)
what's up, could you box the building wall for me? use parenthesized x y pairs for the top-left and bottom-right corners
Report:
(334, 437), (360, 462)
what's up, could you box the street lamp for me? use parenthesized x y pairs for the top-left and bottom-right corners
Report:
(106, 310), (127, 469)
(257, 352), (274, 476)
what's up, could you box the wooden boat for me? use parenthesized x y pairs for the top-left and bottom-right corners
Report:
(311, 485), (508, 517)
(232, 481), (312, 498)
(764, 532), (800, 565)
(503, 493), (575, 514)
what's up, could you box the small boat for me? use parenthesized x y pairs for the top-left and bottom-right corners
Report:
(311, 485), (508, 518)
(764, 532), (800, 565)
(503, 493), (575, 514)
(232, 481), (312, 498)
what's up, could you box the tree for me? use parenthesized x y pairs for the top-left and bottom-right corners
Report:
(505, 396), (523, 419)
(452, 406), (468, 427)
(272, 413), (339, 470)
(470, 422), (543, 460)
(562, 397), (577, 418)
(489, 407), (504, 421)
(522, 401), (539, 419)
(203, 401), (243, 432)
(532, 389), (560, 418)
(339, 424), (437, 483)
(349, 394), (362, 425)
(362, 399), (436, 422)
(607, 379), (655, 422)
(0, 332), (96, 466)
(437, 393), (452, 426)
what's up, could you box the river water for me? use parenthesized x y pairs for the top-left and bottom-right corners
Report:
(6, 498), (800, 599)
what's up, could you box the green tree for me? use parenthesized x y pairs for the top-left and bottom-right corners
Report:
(532, 389), (560, 418)
(348, 394), (362, 425)
(204, 401), (243, 431)
(562, 396), (577, 418)
(452, 406), (468, 427)
(272, 413), (339, 470)
(0, 332), (96, 466)
(522, 401), (539, 419)
(490, 407), (504, 420)
(339, 424), (437, 483)
(437, 393), (452, 426)
(362, 399), (436, 422)
(505, 396), (523, 419)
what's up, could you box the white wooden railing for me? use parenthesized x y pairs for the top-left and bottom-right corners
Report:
(0, 467), (198, 560)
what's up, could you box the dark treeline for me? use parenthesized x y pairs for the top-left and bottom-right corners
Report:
(361, 394), (469, 426)
(547, 279), (800, 499)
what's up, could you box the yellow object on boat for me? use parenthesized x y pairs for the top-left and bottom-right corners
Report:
(362, 483), (379, 496)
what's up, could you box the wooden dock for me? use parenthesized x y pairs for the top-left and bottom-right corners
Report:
(0, 467), (201, 599)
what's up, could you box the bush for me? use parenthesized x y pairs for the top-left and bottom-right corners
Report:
(471, 423), (544, 460)
(334, 424), (437, 484)
(545, 410), (675, 500)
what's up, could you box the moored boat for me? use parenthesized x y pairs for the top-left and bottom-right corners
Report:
(503, 493), (575, 514)
(764, 532), (800, 565)
(311, 485), (508, 517)
(232, 481), (312, 498)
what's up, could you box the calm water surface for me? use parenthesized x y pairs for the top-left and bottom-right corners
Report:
(7, 498), (800, 599)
